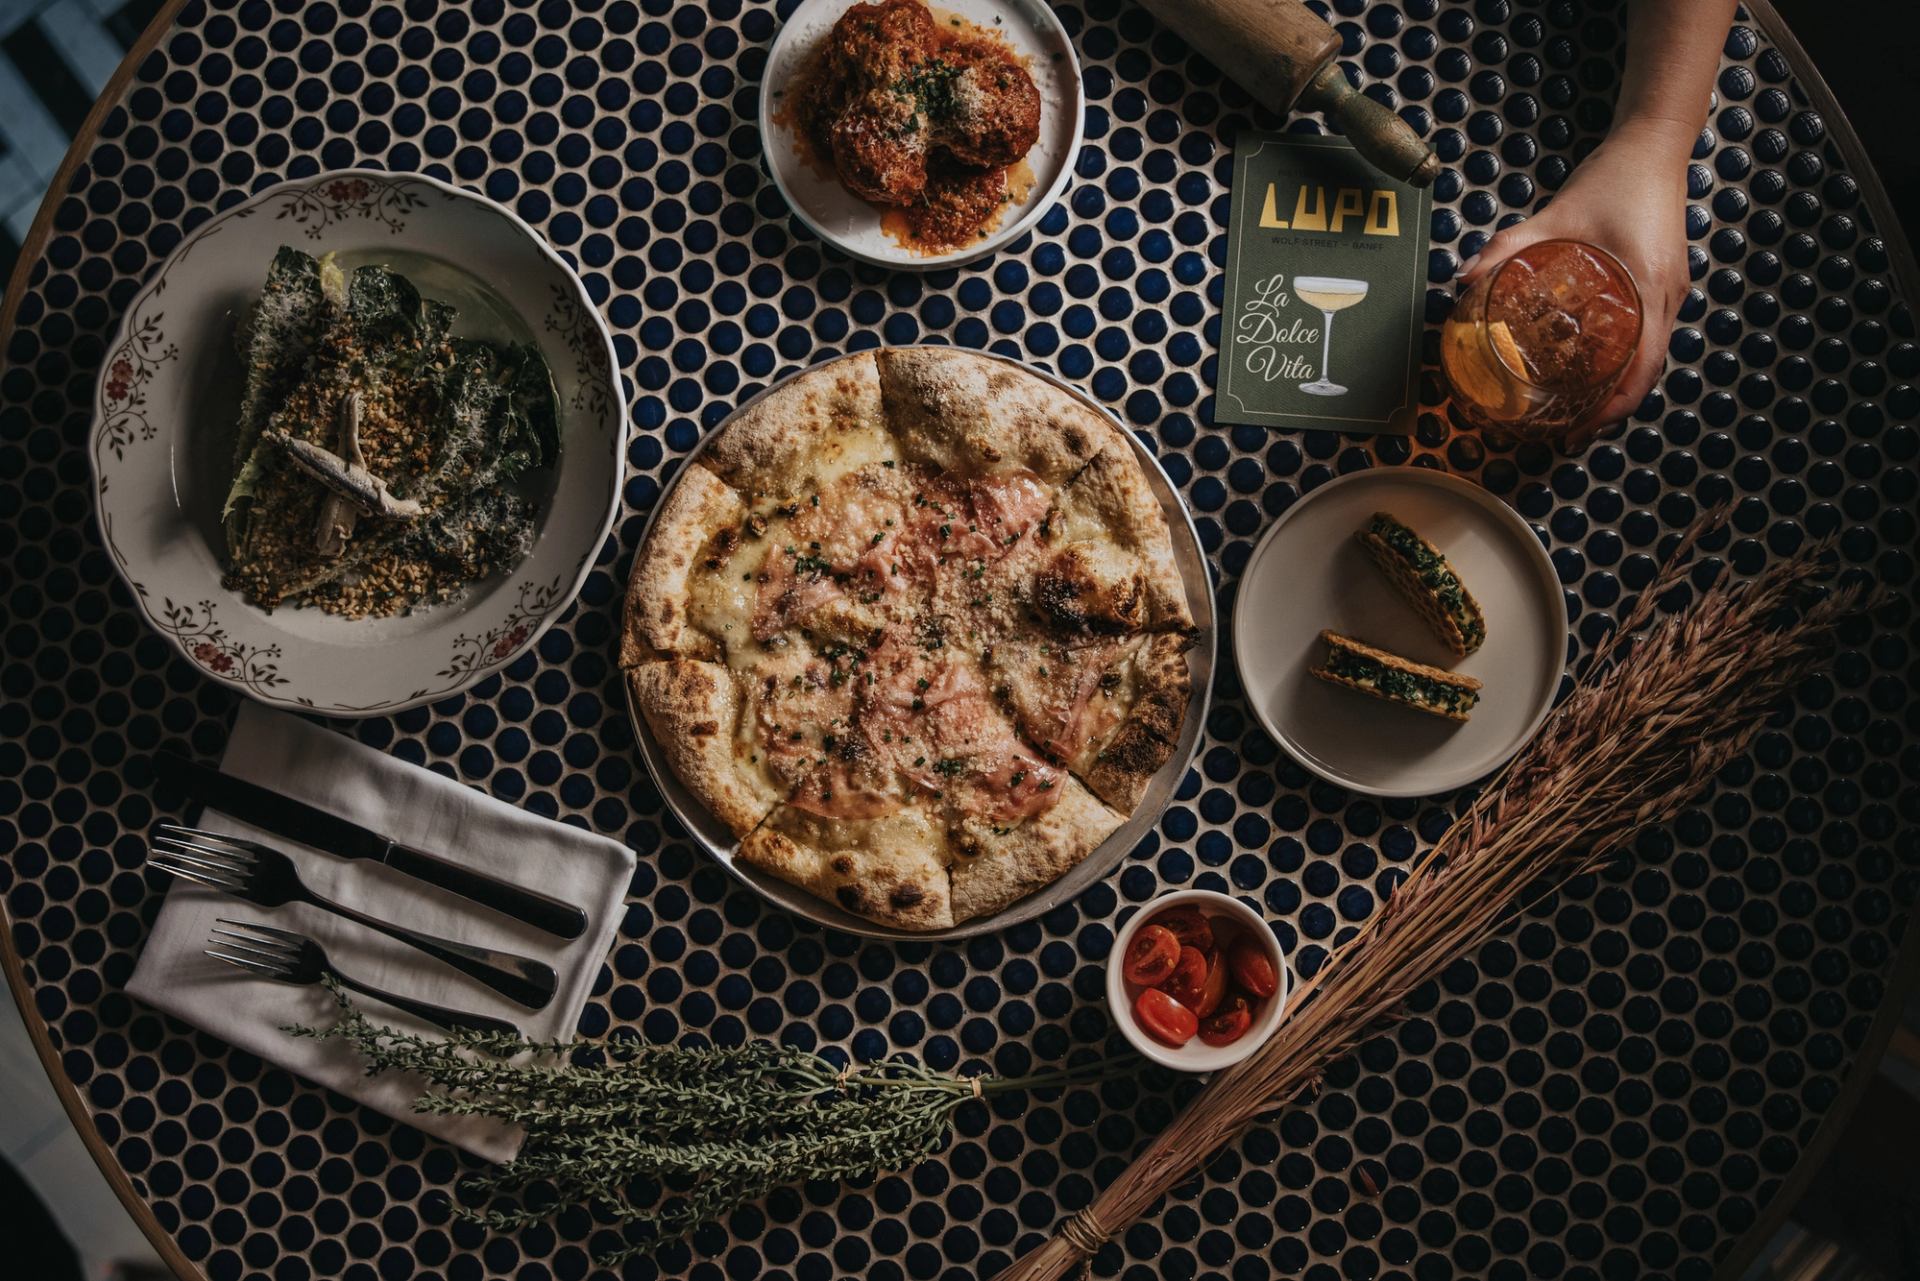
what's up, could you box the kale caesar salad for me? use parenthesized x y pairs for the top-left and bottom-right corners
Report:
(222, 247), (560, 618)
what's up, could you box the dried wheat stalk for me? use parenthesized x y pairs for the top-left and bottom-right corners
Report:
(992, 522), (1869, 1281)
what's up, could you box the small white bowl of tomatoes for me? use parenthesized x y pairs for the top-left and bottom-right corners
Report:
(1107, 889), (1291, 1071)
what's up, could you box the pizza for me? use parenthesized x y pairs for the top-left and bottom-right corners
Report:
(620, 348), (1197, 930)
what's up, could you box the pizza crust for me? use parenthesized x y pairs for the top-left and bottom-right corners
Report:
(948, 776), (1124, 923)
(1080, 633), (1193, 812)
(627, 661), (779, 837)
(620, 462), (746, 665)
(876, 346), (1113, 484)
(739, 805), (955, 931)
(1113, 631), (1191, 745)
(701, 352), (893, 498)
(1044, 444), (1196, 633)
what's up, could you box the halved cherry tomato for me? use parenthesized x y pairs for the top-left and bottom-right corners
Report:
(1153, 906), (1215, 952)
(1121, 924), (1180, 986)
(1228, 936), (1280, 999)
(1199, 994), (1254, 1046)
(1133, 987), (1200, 1047)
(1163, 945), (1210, 1010)
(1194, 948), (1230, 1017)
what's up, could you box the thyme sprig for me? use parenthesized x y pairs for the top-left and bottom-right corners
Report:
(294, 987), (1140, 1264)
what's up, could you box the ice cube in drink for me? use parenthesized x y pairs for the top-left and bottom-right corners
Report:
(1440, 239), (1641, 444)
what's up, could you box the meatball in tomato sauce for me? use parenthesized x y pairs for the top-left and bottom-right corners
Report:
(788, 0), (1043, 251)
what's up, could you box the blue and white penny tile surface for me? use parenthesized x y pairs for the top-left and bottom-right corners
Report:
(1, 2), (1916, 1280)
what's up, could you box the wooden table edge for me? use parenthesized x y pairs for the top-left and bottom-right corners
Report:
(0, 4), (1910, 1280)
(2, 7), (204, 1276)
(1702, 16), (1920, 1277)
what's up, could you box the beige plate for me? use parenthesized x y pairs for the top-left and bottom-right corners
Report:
(625, 348), (1215, 941)
(1234, 468), (1566, 798)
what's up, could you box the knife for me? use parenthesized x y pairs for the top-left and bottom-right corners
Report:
(155, 750), (590, 940)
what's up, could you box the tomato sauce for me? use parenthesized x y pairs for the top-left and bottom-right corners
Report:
(778, 0), (1041, 254)
(879, 156), (1036, 253)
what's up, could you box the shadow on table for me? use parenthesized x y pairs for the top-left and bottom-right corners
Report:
(1738, 994), (1920, 1281)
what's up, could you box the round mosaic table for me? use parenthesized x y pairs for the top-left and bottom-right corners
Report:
(3, 3), (1916, 1280)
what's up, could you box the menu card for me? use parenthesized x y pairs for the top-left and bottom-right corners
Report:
(1218, 132), (1433, 435)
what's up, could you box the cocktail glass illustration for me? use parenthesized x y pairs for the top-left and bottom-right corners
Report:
(1293, 276), (1371, 396)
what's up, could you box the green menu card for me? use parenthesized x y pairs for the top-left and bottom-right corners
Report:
(1218, 132), (1433, 435)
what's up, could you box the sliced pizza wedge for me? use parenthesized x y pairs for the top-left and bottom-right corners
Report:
(702, 353), (895, 499)
(875, 346), (1111, 485)
(1034, 443), (1195, 635)
(739, 804), (955, 931)
(626, 659), (783, 837)
(620, 461), (748, 665)
(623, 456), (928, 664)
(986, 630), (1192, 812)
(948, 775), (1125, 923)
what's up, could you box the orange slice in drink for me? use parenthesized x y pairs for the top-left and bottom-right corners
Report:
(1443, 318), (1533, 420)
(1487, 319), (1533, 384)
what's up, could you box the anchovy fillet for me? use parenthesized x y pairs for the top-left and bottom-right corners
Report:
(313, 391), (367, 556)
(267, 430), (425, 520)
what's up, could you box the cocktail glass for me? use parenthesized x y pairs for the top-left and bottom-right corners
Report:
(1293, 275), (1370, 397)
(1440, 239), (1642, 446)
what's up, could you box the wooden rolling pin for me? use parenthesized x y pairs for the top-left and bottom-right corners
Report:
(1137, 0), (1441, 187)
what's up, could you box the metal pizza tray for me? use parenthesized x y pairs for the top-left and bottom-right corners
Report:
(623, 347), (1216, 942)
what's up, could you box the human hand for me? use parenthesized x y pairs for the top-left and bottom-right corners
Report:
(1458, 119), (1695, 430)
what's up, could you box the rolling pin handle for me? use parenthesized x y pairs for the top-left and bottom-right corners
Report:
(1299, 62), (1441, 189)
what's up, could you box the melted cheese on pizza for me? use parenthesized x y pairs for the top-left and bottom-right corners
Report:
(684, 523), (765, 656)
(986, 632), (1140, 767)
(684, 463), (1173, 815)
(624, 350), (1197, 930)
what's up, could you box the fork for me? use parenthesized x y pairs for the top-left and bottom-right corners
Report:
(205, 918), (522, 1038)
(151, 824), (558, 1010)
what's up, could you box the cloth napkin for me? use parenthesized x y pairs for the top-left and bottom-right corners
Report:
(127, 703), (634, 1163)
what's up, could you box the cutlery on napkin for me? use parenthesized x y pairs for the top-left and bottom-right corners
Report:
(127, 702), (634, 1162)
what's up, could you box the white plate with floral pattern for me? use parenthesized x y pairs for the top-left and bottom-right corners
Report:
(88, 169), (626, 716)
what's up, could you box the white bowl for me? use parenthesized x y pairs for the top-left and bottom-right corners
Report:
(87, 169), (626, 716)
(1107, 889), (1293, 1072)
(758, 0), (1085, 271)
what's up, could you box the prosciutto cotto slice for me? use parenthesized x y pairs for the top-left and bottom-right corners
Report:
(865, 639), (1061, 825)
